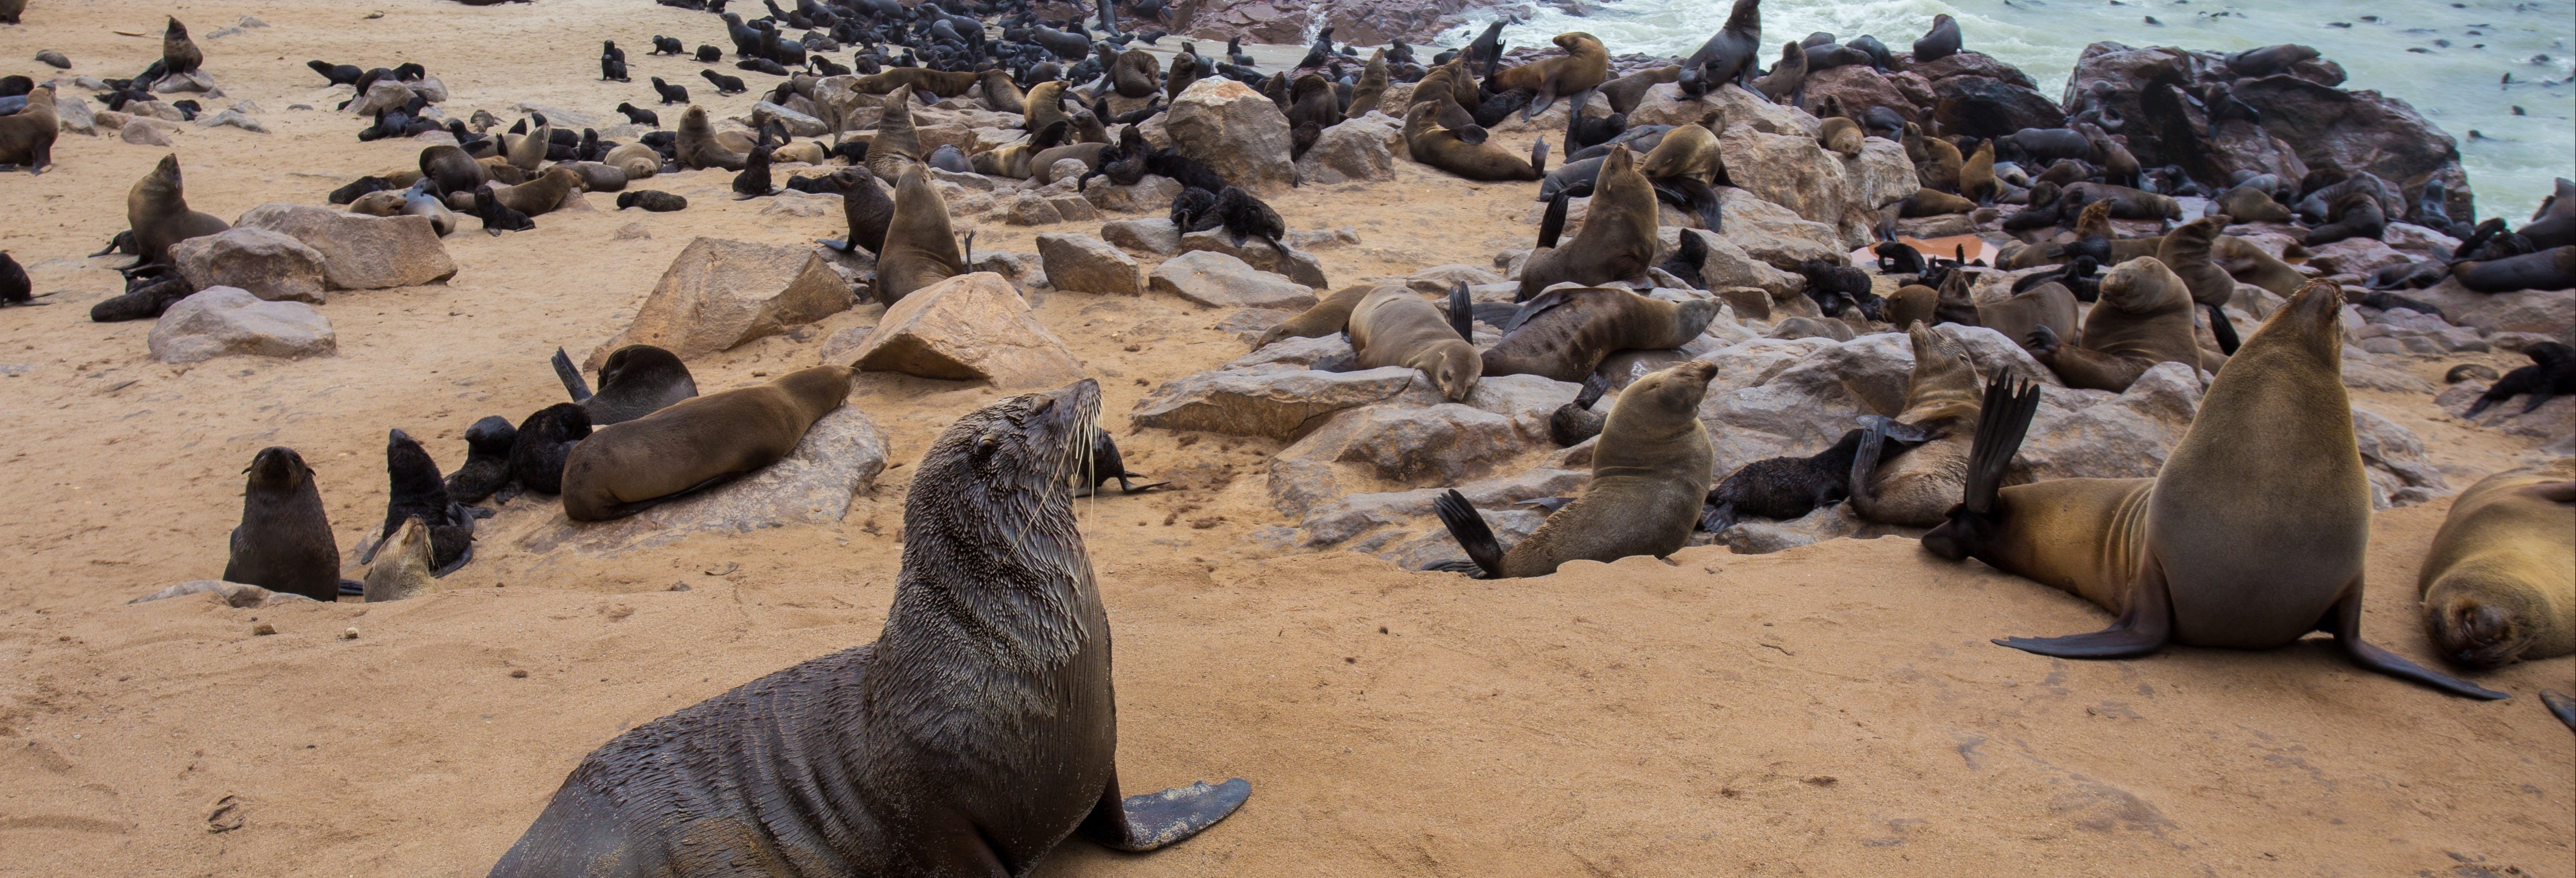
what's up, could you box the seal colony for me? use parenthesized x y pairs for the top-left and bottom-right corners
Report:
(3, 1), (2572, 873)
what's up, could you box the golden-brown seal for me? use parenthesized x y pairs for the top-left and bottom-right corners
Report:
(560, 366), (854, 521)
(676, 105), (753, 170)
(0, 85), (58, 173)
(1349, 285), (1481, 401)
(1850, 323), (1982, 526)
(2027, 257), (2200, 391)
(1481, 287), (1721, 383)
(1519, 143), (1655, 299)
(2418, 459), (2575, 667)
(1493, 32), (1611, 118)
(1401, 99), (1546, 182)
(127, 154), (230, 266)
(874, 165), (968, 305)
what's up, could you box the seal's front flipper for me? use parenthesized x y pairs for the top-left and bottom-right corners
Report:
(1996, 555), (2174, 658)
(2322, 588), (2510, 700)
(1115, 476), (1169, 494)
(2541, 691), (2576, 731)
(1078, 771), (1251, 852)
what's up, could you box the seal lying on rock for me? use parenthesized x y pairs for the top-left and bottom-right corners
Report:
(558, 365), (854, 522)
(1481, 286), (1720, 383)
(491, 379), (1250, 876)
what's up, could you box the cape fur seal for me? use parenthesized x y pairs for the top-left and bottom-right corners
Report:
(873, 165), (969, 305)
(444, 416), (517, 504)
(224, 447), (345, 604)
(1849, 323), (1982, 527)
(1349, 284), (1482, 401)
(361, 517), (436, 603)
(1677, 0), (1762, 97)
(1481, 287), (1720, 383)
(1435, 361), (1718, 577)
(360, 429), (475, 576)
(552, 345), (698, 425)
(1402, 99), (1547, 182)
(1519, 144), (1656, 300)
(2156, 214), (2244, 353)
(161, 17), (204, 77)
(491, 379), (1251, 876)
(2026, 257), (2200, 391)
(676, 106), (752, 170)
(0, 85), (57, 173)
(560, 365), (853, 521)
(2453, 245), (2576, 294)
(2417, 459), (2575, 668)
(2461, 342), (2575, 417)
(1494, 32), (1610, 118)
(508, 403), (591, 495)
(127, 155), (230, 266)
(1925, 282), (2508, 700)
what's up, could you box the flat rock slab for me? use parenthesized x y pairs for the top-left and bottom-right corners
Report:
(849, 272), (1086, 387)
(1149, 250), (1317, 311)
(171, 226), (327, 304)
(517, 405), (889, 556)
(235, 203), (457, 290)
(148, 287), (335, 364)
(588, 237), (852, 369)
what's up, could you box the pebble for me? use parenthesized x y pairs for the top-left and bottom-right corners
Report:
(339, 627), (359, 640)
(250, 622), (276, 636)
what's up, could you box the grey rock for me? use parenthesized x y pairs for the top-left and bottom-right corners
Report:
(1177, 229), (1330, 288)
(171, 227), (329, 304)
(1294, 115), (1399, 184)
(1129, 366), (1422, 439)
(148, 287), (336, 365)
(1149, 250), (1318, 310)
(1225, 335), (1355, 373)
(347, 80), (415, 116)
(850, 273), (1083, 387)
(748, 101), (828, 137)
(586, 237), (852, 368)
(128, 580), (312, 608)
(1036, 233), (1141, 294)
(1299, 467), (1587, 546)
(234, 203), (457, 290)
(1084, 174), (1184, 213)
(1165, 78), (1295, 194)
(1101, 217), (1182, 256)
(519, 406), (890, 556)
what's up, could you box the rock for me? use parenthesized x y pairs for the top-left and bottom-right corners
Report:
(848, 272), (1084, 387)
(1714, 503), (1874, 555)
(1084, 174), (1184, 213)
(748, 101), (828, 137)
(1692, 326), (2056, 478)
(2206, 119), (2308, 185)
(410, 77), (448, 103)
(92, 109), (131, 130)
(2353, 308), (2487, 355)
(170, 228), (328, 304)
(347, 80), (415, 116)
(51, 93), (96, 135)
(120, 118), (178, 146)
(192, 108), (265, 132)
(1930, 75), (2067, 138)
(1047, 193), (1098, 223)
(589, 238), (853, 368)
(2304, 238), (2410, 276)
(1718, 190), (1846, 268)
(147, 287), (336, 365)
(1035, 233), (1141, 294)
(2013, 362), (2203, 482)
(152, 70), (214, 94)
(1149, 250), (1318, 310)
(1214, 307), (1297, 344)
(1294, 116), (1398, 184)
(128, 580), (311, 608)
(2438, 380), (2576, 456)
(2381, 223), (2461, 257)
(759, 191), (840, 218)
(969, 250), (1044, 286)
(519, 406), (890, 556)
(1843, 140), (1920, 229)
(931, 168), (996, 192)
(1906, 50), (2042, 89)
(1164, 78), (1295, 195)
(1681, 229), (1803, 299)
(1768, 315), (1854, 341)
(1101, 217), (1182, 256)
(2231, 74), (2469, 219)
(511, 103), (601, 127)
(1298, 468), (1588, 547)
(1176, 228), (1328, 288)
(1802, 66), (1920, 125)
(1629, 82), (1815, 136)
(1719, 127), (1851, 238)
(1406, 263), (1503, 297)
(129, 99), (186, 122)
(2454, 290), (2575, 338)
(2351, 408), (2447, 508)
(1225, 334), (1355, 373)
(233, 203), (458, 290)
(1130, 366), (1422, 439)
(1277, 402), (1527, 483)
(1003, 192), (1064, 225)
(613, 222), (651, 241)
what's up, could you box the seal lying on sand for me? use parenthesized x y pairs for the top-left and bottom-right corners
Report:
(2417, 459), (2575, 668)
(491, 379), (1250, 876)
(1924, 281), (2508, 700)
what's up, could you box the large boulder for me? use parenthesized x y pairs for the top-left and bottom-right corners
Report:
(2231, 74), (2469, 219)
(346, 80), (414, 116)
(1177, 229), (1329, 287)
(589, 238), (852, 368)
(233, 203), (457, 290)
(848, 272), (1084, 387)
(518, 405), (890, 555)
(1692, 327), (2055, 479)
(1277, 402), (1527, 482)
(1718, 127), (1851, 238)
(1223, 334), (1355, 373)
(1100, 217), (1183, 256)
(1929, 75), (2067, 138)
(147, 287), (336, 364)
(1165, 78), (1295, 194)
(1295, 467), (1588, 547)
(169, 228), (327, 304)
(1802, 66), (1920, 125)
(1905, 50), (2043, 90)
(1295, 116), (1398, 185)
(1129, 366), (1422, 439)
(1718, 190), (1846, 268)
(2012, 362), (2203, 482)
(1035, 232), (1141, 294)
(1678, 229), (1802, 301)
(1082, 174), (1184, 214)
(1148, 250), (1318, 310)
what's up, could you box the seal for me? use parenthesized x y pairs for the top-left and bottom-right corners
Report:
(420, 144), (489, 195)
(979, 68), (1026, 113)
(676, 105), (752, 170)
(553, 345), (699, 425)
(2453, 245), (2576, 294)
(1344, 48), (1390, 116)
(1431, 360), (1720, 578)
(493, 166), (582, 216)
(560, 365), (853, 521)
(1676, 0), (1762, 97)
(444, 415), (518, 504)
(127, 155), (230, 266)
(360, 429), (475, 576)
(827, 167), (895, 255)
(1076, 431), (1167, 496)
(1599, 65), (1680, 115)
(2417, 459), (2575, 668)
(1959, 139), (1998, 205)
(0, 85), (57, 173)
(1401, 99), (1547, 182)
(223, 446), (344, 604)
(1925, 282), (2508, 700)
(874, 165), (970, 305)
(1750, 41), (1807, 105)
(161, 16), (204, 78)
(1349, 284), (1482, 401)
(1520, 144), (1656, 300)
(2211, 235), (2303, 296)
(1110, 48), (1161, 99)
(2156, 214), (2244, 353)
(2025, 257), (2201, 391)
(2217, 185), (2292, 223)
(1635, 118), (1726, 229)
(2461, 342), (2575, 416)
(1494, 32), (1610, 118)
(1482, 286), (1721, 383)
(1849, 323), (1982, 527)
(1912, 14), (1962, 63)
(361, 516), (436, 603)
(490, 378), (1251, 877)
(865, 85), (929, 182)
(508, 402), (592, 496)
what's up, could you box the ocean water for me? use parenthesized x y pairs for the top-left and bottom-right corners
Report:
(1437, 0), (2575, 220)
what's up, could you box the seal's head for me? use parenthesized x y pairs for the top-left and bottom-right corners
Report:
(2099, 256), (2186, 313)
(385, 429), (445, 498)
(463, 415), (518, 457)
(905, 379), (1103, 572)
(245, 446), (312, 492)
(1420, 343), (1481, 402)
(2423, 583), (2539, 668)
(1614, 359), (1718, 425)
(1905, 321), (1979, 399)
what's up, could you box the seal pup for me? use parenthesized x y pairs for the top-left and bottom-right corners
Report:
(2417, 459), (2575, 668)
(2461, 342), (2575, 416)
(1849, 323), (1982, 527)
(874, 165), (969, 305)
(1750, 41), (1807, 105)
(1702, 424), (1922, 531)
(553, 345), (699, 425)
(127, 155), (230, 266)
(614, 102), (662, 127)
(0, 85), (57, 173)
(1928, 283), (2508, 700)
(161, 17), (204, 78)
(1076, 431), (1166, 496)
(2025, 257), (2200, 391)
(615, 190), (688, 212)
(491, 379), (1251, 876)
(360, 429), (475, 576)
(508, 403), (591, 496)
(1519, 144), (1655, 300)
(361, 517), (437, 603)
(444, 416), (518, 504)
(1481, 287), (1720, 383)
(223, 447), (345, 604)
(823, 167), (893, 255)
(1349, 284), (1482, 401)
(1432, 361), (1720, 577)
(0, 252), (41, 307)
(561, 366), (852, 521)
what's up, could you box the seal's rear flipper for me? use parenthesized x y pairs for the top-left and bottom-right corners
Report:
(2322, 589), (2511, 700)
(1430, 489), (1506, 578)
(1961, 376), (2041, 517)
(1529, 135), (1550, 176)
(1848, 418), (1890, 504)
(1996, 555), (2175, 659)
(1515, 496), (1573, 514)
(551, 348), (594, 402)
(1447, 280), (1473, 342)
(431, 544), (475, 578)
(1698, 501), (1737, 533)
(338, 579), (365, 597)
(2542, 691), (2576, 730)
(1115, 476), (1169, 494)
(1573, 370), (1613, 409)
(2204, 302), (2241, 355)
(1534, 190), (1571, 250)
(1079, 773), (1251, 852)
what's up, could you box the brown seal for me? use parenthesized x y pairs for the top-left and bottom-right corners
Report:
(1110, 49), (1162, 99)
(161, 16), (203, 77)
(2064, 182), (2182, 220)
(2157, 213), (2244, 354)
(865, 85), (929, 181)
(1975, 282), (2079, 355)
(492, 166), (582, 216)
(2453, 245), (2576, 293)
(855, 66), (978, 98)
(505, 119), (551, 172)
(127, 154), (230, 266)
(1349, 285), (1482, 401)
(1850, 323), (1983, 527)
(1481, 287), (1721, 383)
(560, 366), (854, 521)
(1750, 41), (1807, 104)
(602, 142), (663, 180)
(2217, 185), (2292, 223)
(1599, 65), (1680, 115)
(2418, 459), (2575, 668)
(1494, 32), (1611, 117)
(0, 85), (58, 173)
(223, 447), (344, 604)
(2025, 257), (2198, 391)
(874, 165), (969, 305)
(1817, 114), (1863, 157)
(1519, 143), (1655, 300)
(492, 380), (1251, 876)
(360, 516), (436, 603)
(1431, 360), (1719, 578)
(1022, 81), (1070, 137)
(1959, 139), (1998, 204)
(1924, 281), (2507, 700)
(1254, 283), (1372, 349)
(1344, 48), (1390, 116)
(1885, 284), (1939, 327)
(676, 105), (752, 170)
(2211, 235), (2304, 296)
(970, 117), (1074, 178)
(978, 68), (1026, 113)
(1401, 99), (1546, 182)
(1910, 125), (1963, 192)
(1635, 117), (1726, 228)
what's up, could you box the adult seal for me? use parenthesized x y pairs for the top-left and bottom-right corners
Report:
(1432, 361), (1718, 578)
(490, 379), (1251, 876)
(2024, 256), (2200, 391)
(1348, 284), (1482, 401)
(1848, 323), (1982, 527)
(1519, 144), (1655, 300)
(1924, 281), (2508, 700)
(559, 365), (853, 521)
(1492, 32), (1610, 118)
(1481, 286), (1720, 383)
(224, 447), (345, 603)
(874, 165), (970, 305)
(552, 344), (698, 425)
(2417, 459), (2575, 668)
(0, 85), (58, 173)
(128, 155), (230, 266)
